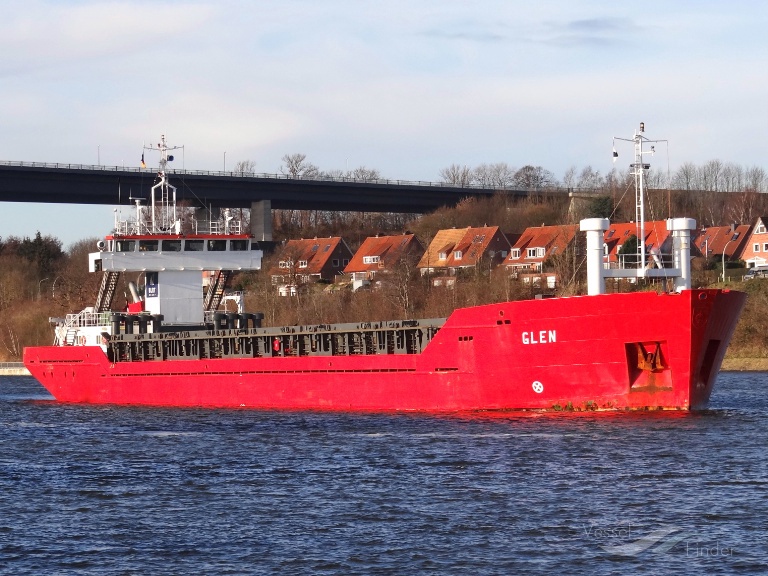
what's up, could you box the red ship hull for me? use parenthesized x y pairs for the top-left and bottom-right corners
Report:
(24, 289), (745, 411)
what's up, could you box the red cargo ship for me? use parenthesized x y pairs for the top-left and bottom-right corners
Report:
(23, 128), (746, 411)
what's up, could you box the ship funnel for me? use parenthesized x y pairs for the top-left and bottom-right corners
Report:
(580, 218), (609, 295)
(667, 218), (696, 292)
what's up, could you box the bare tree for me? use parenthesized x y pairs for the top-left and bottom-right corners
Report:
(349, 166), (381, 181)
(745, 166), (767, 193)
(721, 162), (743, 193)
(439, 164), (473, 187)
(280, 153), (319, 179)
(562, 166), (577, 190)
(576, 166), (605, 191)
(671, 162), (698, 191)
(234, 160), (256, 175)
(472, 162), (515, 188)
(513, 165), (557, 189)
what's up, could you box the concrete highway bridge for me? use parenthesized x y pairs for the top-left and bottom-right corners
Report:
(0, 162), (579, 240)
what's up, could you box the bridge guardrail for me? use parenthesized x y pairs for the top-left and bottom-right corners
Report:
(0, 160), (596, 194)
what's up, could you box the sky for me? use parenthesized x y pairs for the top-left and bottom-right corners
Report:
(1, 0), (766, 247)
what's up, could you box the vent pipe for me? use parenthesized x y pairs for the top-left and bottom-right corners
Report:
(580, 218), (609, 295)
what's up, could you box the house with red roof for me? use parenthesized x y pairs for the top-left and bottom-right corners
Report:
(505, 224), (578, 272)
(693, 224), (751, 261)
(344, 233), (425, 290)
(417, 226), (510, 285)
(736, 216), (768, 269)
(601, 221), (671, 269)
(269, 237), (353, 296)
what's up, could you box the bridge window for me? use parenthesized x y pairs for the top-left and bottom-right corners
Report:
(139, 240), (158, 252)
(162, 240), (182, 251)
(230, 240), (248, 251)
(208, 240), (227, 251)
(185, 240), (204, 251)
(115, 240), (135, 252)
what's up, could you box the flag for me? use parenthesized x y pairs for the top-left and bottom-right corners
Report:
(141, 152), (146, 168)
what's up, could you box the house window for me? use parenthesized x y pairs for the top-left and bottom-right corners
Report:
(603, 243), (609, 256)
(438, 251), (448, 260)
(511, 249), (520, 259)
(763, 244), (768, 252)
(332, 259), (340, 267)
(343, 259), (349, 266)
(754, 244), (760, 253)
(757, 223), (766, 234)
(527, 248), (538, 258)
(299, 260), (308, 268)
(454, 250), (462, 260)
(363, 255), (380, 264)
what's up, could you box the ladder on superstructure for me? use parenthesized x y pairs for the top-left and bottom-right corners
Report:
(95, 271), (121, 312)
(204, 271), (231, 311)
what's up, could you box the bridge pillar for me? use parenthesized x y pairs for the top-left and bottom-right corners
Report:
(250, 199), (272, 241)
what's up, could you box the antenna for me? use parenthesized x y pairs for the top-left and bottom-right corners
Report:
(143, 135), (184, 234)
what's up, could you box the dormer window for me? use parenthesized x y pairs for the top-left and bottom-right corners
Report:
(454, 250), (463, 260)
(298, 260), (308, 268)
(511, 249), (520, 259)
(438, 251), (448, 260)
(527, 247), (545, 258)
(363, 255), (380, 264)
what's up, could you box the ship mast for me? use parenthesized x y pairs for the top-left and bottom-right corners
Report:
(144, 135), (184, 234)
(613, 122), (667, 274)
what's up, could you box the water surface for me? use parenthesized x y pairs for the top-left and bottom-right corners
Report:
(1, 373), (766, 575)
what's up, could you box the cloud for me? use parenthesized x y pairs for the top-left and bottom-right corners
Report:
(0, 1), (214, 77)
(536, 17), (643, 47)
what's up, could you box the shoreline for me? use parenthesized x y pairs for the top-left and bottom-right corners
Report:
(721, 357), (768, 371)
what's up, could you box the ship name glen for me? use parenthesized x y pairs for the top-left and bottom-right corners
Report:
(521, 330), (557, 345)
